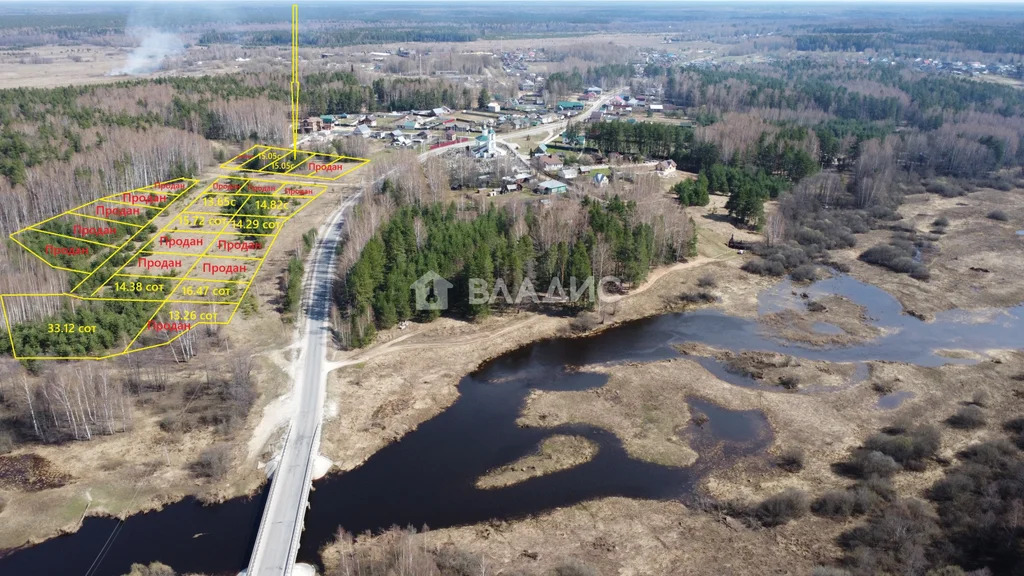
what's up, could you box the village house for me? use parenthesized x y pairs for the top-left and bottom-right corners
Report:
(486, 102), (501, 113)
(655, 159), (677, 176)
(301, 116), (322, 133)
(536, 179), (568, 195)
(535, 154), (564, 172)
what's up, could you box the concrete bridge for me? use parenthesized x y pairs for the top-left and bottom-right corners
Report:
(244, 192), (361, 576)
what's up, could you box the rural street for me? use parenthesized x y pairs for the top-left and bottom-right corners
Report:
(245, 88), (619, 575)
(245, 191), (361, 576)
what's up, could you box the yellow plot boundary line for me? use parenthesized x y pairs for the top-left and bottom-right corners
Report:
(221, 218), (284, 327)
(307, 156), (346, 178)
(68, 212), (147, 229)
(7, 177), (195, 236)
(2, 149), (367, 359)
(220, 145), (369, 181)
(66, 180), (200, 293)
(146, 251), (264, 262)
(284, 152), (316, 174)
(185, 210), (295, 219)
(92, 197), (167, 208)
(24, 227), (120, 249)
(85, 182), (211, 295)
(0, 296), (15, 355)
(8, 235), (90, 275)
(122, 195), (256, 352)
(113, 273), (252, 285)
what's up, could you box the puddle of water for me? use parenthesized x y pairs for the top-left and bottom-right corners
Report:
(877, 390), (914, 410)
(687, 398), (772, 449)
(1016, 230), (1024, 236)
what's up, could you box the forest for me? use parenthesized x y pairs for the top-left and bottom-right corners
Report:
(795, 26), (1024, 56)
(198, 28), (478, 47)
(339, 195), (695, 347)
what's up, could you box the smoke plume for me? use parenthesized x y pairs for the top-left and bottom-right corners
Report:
(113, 27), (185, 76)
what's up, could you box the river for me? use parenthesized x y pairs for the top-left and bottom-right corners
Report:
(1, 274), (1020, 575)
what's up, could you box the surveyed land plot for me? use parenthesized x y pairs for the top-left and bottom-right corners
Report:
(8, 178), (198, 278)
(1, 292), (164, 360)
(222, 144), (369, 181)
(1, 166), (349, 360)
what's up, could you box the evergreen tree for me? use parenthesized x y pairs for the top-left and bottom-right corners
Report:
(567, 240), (593, 308)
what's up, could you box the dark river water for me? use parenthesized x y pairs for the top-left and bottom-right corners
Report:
(1, 274), (1021, 576)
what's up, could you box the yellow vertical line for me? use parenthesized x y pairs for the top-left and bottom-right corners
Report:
(284, 152), (315, 174)
(123, 194), (255, 351)
(292, 3), (300, 154)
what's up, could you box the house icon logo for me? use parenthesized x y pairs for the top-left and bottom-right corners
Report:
(411, 271), (453, 311)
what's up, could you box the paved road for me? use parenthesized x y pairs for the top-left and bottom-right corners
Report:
(245, 88), (619, 575)
(245, 192), (361, 576)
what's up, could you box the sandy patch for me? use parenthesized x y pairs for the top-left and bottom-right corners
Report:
(476, 435), (599, 489)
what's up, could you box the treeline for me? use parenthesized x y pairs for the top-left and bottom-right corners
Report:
(0, 294), (163, 369)
(664, 68), (905, 123)
(659, 64), (1024, 125)
(198, 28), (478, 47)
(299, 71), (473, 114)
(281, 230), (316, 316)
(340, 195), (692, 347)
(797, 27), (1024, 55)
(4, 363), (133, 444)
(585, 119), (814, 229)
(546, 64), (634, 94)
(584, 121), (700, 164)
(795, 34), (884, 53)
(0, 74), (286, 186)
(648, 61), (1024, 188)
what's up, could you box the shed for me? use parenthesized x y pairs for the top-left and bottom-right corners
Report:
(536, 180), (568, 195)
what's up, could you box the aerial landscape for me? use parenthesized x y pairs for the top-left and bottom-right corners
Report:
(0, 1), (1022, 575)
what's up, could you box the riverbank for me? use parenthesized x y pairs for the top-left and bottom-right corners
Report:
(312, 186), (1024, 575)
(317, 252), (762, 476)
(0, 180), (357, 553)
